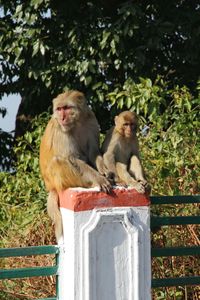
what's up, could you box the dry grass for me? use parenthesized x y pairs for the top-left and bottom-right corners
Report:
(0, 214), (57, 299)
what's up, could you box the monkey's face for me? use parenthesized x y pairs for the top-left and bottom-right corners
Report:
(123, 122), (136, 138)
(121, 120), (137, 138)
(54, 104), (80, 131)
(52, 90), (87, 131)
(115, 111), (138, 138)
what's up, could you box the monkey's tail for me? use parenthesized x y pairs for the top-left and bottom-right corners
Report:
(47, 191), (63, 242)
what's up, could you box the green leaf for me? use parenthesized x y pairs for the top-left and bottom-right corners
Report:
(40, 43), (45, 55)
(126, 97), (132, 109)
(32, 41), (40, 57)
(100, 31), (111, 49)
(15, 4), (23, 14)
(85, 76), (92, 86)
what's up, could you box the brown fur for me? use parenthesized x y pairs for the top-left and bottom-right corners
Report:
(102, 111), (149, 193)
(40, 90), (111, 241)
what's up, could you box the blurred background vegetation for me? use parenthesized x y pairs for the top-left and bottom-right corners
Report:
(0, 0), (199, 299)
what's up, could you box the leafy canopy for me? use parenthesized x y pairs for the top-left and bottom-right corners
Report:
(0, 0), (200, 116)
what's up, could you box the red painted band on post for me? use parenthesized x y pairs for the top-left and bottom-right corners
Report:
(59, 187), (150, 212)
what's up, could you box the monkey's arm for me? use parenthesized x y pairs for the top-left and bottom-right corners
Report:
(88, 137), (105, 175)
(101, 128), (114, 153)
(73, 156), (112, 193)
(103, 151), (118, 175)
(101, 129), (118, 171)
(85, 118), (106, 175)
(47, 155), (111, 193)
(129, 155), (146, 183)
(102, 150), (121, 184)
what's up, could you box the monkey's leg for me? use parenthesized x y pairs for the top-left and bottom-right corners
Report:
(116, 162), (146, 193)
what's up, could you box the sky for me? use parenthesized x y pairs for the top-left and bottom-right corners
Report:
(0, 12), (21, 132)
(0, 94), (21, 132)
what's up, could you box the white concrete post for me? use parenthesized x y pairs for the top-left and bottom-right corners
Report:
(58, 187), (151, 300)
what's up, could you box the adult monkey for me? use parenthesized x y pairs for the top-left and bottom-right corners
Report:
(102, 111), (149, 193)
(40, 90), (111, 242)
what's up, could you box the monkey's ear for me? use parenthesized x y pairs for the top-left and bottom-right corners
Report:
(114, 116), (118, 125)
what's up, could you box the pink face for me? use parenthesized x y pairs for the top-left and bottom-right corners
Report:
(56, 105), (74, 127)
(122, 121), (137, 137)
(122, 122), (135, 138)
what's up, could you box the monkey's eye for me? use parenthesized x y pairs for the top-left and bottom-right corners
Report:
(131, 124), (137, 130)
(63, 105), (71, 110)
(123, 122), (137, 131)
(57, 105), (74, 111)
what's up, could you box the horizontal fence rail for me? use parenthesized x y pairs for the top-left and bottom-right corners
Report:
(0, 245), (59, 300)
(151, 195), (200, 204)
(152, 276), (200, 288)
(0, 245), (58, 258)
(150, 194), (200, 289)
(0, 265), (58, 280)
(152, 245), (200, 257)
(151, 215), (200, 227)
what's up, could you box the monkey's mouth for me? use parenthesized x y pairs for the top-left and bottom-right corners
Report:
(60, 119), (69, 125)
(125, 133), (132, 138)
(60, 119), (75, 131)
(60, 114), (74, 126)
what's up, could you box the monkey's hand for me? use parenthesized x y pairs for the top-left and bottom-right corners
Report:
(129, 180), (146, 194)
(138, 179), (148, 187)
(95, 175), (112, 193)
(106, 171), (123, 186)
(106, 171), (116, 185)
(138, 180), (151, 194)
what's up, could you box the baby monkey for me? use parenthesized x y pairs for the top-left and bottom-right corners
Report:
(102, 111), (149, 193)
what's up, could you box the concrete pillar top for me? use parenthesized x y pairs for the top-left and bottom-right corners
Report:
(59, 187), (150, 212)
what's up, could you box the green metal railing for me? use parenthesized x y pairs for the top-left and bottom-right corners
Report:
(150, 195), (200, 288)
(0, 245), (59, 300)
